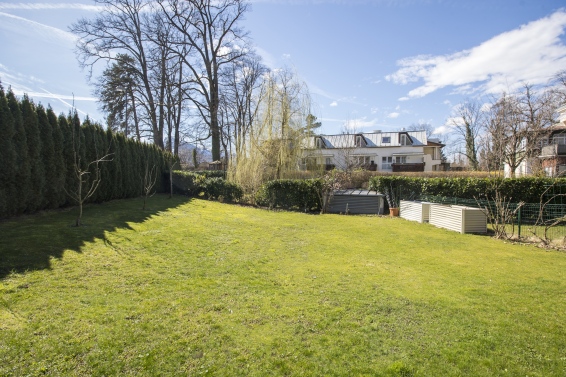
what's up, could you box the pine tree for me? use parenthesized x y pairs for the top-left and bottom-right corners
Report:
(7, 89), (30, 215)
(37, 104), (57, 209)
(58, 114), (75, 206)
(21, 95), (44, 212)
(0, 85), (17, 217)
(47, 107), (66, 206)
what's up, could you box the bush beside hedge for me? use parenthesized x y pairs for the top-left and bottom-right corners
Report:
(369, 176), (566, 204)
(255, 179), (322, 212)
(169, 171), (242, 203)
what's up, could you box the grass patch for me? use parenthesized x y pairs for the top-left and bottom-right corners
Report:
(1, 195), (565, 376)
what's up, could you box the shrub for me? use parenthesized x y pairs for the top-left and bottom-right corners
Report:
(169, 171), (204, 196)
(255, 179), (322, 212)
(200, 177), (243, 202)
(368, 176), (566, 204)
(193, 170), (226, 179)
(169, 171), (243, 202)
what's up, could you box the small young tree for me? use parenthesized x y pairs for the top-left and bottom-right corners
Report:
(141, 159), (158, 210)
(65, 113), (112, 226)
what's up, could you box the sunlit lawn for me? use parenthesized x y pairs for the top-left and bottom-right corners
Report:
(1, 195), (565, 376)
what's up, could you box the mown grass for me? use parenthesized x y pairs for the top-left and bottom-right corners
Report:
(1, 195), (565, 376)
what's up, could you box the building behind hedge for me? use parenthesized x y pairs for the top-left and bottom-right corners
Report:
(301, 130), (447, 173)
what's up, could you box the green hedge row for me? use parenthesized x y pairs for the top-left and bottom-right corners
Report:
(255, 179), (322, 212)
(369, 176), (566, 204)
(169, 171), (242, 202)
(0, 86), (175, 219)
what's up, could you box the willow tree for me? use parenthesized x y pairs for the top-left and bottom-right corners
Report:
(230, 68), (312, 195)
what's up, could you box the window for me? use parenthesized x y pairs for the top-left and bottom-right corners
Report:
(395, 156), (407, 164)
(315, 138), (323, 148)
(355, 135), (362, 147)
(325, 157), (332, 165)
(382, 136), (391, 143)
(400, 134), (408, 146)
(382, 156), (392, 170)
(552, 134), (566, 145)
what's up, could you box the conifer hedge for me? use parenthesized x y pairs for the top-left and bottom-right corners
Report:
(0, 85), (174, 219)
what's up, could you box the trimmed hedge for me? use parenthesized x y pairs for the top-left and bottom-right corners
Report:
(369, 176), (566, 204)
(255, 179), (322, 212)
(0, 87), (175, 219)
(169, 171), (243, 203)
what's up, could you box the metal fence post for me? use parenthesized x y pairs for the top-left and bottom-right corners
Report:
(517, 206), (521, 238)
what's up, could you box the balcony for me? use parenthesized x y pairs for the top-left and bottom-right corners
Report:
(540, 144), (566, 157)
(391, 163), (425, 172)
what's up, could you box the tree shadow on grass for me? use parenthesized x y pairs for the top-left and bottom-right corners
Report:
(0, 194), (192, 280)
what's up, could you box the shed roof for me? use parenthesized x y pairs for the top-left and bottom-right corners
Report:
(333, 189), (384, 196)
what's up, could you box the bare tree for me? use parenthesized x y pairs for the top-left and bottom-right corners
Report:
(448, 101), (485, 170)
(485, 84), (559, 177)
(64, 122), (112, 227)
(72, 0), (168, 150)
(141, 162), (158, 210)
(157, 0), (250, 162)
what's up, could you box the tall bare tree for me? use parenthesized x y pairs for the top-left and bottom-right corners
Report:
(157, 0), (250, 162)
(449, 101), (485, 170)
(72, 0), (166, 149)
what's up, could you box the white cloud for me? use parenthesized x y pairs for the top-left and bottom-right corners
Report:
(343, 117), (378, 131)
(282, 53), (291, 59)
(432, 125), (452, 135)
(0, 12), (77, 43)
(329, 101), (338, 107)
(387, 10), (566, 98)
(387, 112), (400, 118)
(0, 3), (103, 11)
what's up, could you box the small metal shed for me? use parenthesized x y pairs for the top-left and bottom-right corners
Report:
(327, 189), (384, 215)
(429, 204), (487, 234)
(400, 200), (431, 223)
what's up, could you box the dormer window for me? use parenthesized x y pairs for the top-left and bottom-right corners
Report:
(400, 133), (413, 146)
(316, 138), (323, 148)
(355, 135), (362, 147)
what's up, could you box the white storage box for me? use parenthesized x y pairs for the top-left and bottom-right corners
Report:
(429, 204), (487, 234)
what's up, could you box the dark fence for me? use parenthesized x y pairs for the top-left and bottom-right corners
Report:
(417, 195), (566, 242)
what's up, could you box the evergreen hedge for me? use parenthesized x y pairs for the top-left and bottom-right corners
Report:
(0, 86), (174, 219)
(255, 179), (322, 212)
(369, 176), (566, 204)
(168, 171), (243, 202)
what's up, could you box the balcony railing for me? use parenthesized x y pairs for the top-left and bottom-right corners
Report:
(541, 144), (566, 157)
(391, 163), (425, 172)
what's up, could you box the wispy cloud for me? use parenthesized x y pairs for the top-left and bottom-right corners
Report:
(0, 3), (103, 11)
(329, 101), (338, 107)
(387, 10), (566, 98)
(0, 12), (77, 43)
(387, 112), (400, 118)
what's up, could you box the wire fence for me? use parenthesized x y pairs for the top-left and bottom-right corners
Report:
(416, 194), (566, 243)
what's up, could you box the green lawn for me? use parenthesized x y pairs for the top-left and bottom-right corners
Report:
(1, 195), (565, 376)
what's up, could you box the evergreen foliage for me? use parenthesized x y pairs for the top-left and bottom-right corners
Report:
(36, 104), (58, 209)
(7, 89), (30, 214)
(47, 106), (66, 206)
(255, 179), (322, 212)
(369, 176), (566, 204)
(0, 85), (17, 216)
(21, 95), (44, 213)
(0, 95), (175, 219)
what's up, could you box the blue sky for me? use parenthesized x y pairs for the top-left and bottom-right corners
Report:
(1, 0), (566, 137)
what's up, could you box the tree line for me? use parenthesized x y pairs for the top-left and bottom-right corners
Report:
(72, 0), (319, 196)
(445, 72), (566, 176)
(0, 85), (174, 220)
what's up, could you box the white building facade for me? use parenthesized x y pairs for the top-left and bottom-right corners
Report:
(302, 130), (446, 173)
